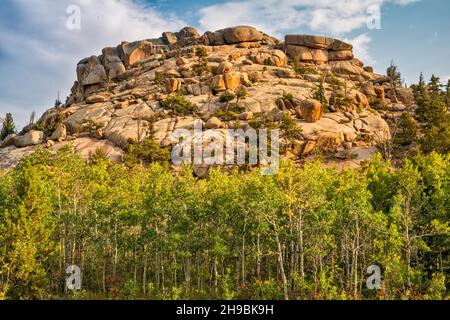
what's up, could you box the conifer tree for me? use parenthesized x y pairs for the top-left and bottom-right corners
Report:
(0, 113), (16, 140)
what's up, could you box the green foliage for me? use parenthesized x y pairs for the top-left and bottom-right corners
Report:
(212, 104), (245, 121)
(161, 94), (198, 116)
(236, 86), (248, 102)
(249, 118), (279, 129)
(192, 58), (210, 76)
(280, 113), (302, 141)
(292, 57), (318, 75)
(124, 138), (170, 166)
(219, 91), (236, 104)
(282, 92), (294, 104)
(195, 47), (208, 58)
(394, 113), (419, 146)
(313, 79), (328, 111)
(414, 75), (450, 154)
(387, 60), (402, 87)
(1, 113), (16, 140)
(0, 147), (449, 300)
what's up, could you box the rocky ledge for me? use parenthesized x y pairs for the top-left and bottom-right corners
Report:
(1, 26), (415, 171)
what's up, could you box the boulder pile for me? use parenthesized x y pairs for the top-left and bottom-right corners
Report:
(1, 25), (411, 171)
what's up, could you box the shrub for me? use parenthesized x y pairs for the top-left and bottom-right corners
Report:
(293, 57), (318, 75)
(283, 92), (295, 104)
(161, 95), (197, 116)
(192, 58), (210, 76)
(124, 137), (170, 166)
(394, 113), (419, 146)
(236, 86), (248, 102)
(219, 91), (236, 104)
(195, 47), (208, 58)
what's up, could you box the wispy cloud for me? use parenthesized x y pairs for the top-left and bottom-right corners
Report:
(0, 0), (421, 129)
(0, 0), (185, 128)
(197, 0), (419, 67)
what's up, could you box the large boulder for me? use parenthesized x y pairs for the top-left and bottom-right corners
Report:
(162, 32), (178, 45)
(329, 50), (354, 61)
(50, 124), (67, 141)
(285, 34), (334, 49)
(77, 56), (107, 86)
(395, 88), (414, 106)
(102, 47), (126, 80)
(177, 27), (201, 41)
(286, 45), (328, 63)
(202, 31), (225, 46)
(211, 75), (227, 92)
(223, 26), (263, 44)
(223, 72), (241, 91)
(298, 99), (323, 123)
(0, 134), (16, 148)
(120, 40), (160, 67)
(332, 40), (353, 51)
(14, 130), (44, 148)
(252, 49), (288, 67)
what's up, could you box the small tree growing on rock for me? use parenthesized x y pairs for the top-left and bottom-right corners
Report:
(387, 60), (402, 102)
(236, 86), (248, 104)
(313, 77), (328, 112)
(220, 91), (236, 111)
(1, 113), (16, 140)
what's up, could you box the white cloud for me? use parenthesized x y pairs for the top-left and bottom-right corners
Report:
(0, 0), (421, 129)
(0, 0), (186, 129)
(197, 0), (419, 66)
(344, 33), (375, 65)
(197, 0), (407, 37)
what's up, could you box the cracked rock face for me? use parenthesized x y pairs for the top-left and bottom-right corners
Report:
(1, 25), (405, 171)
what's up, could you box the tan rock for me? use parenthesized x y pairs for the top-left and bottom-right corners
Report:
(77, 56), (107, 86)
(162, 32), (178, 45)
(362, 82), (377, 97)
(205, 117), (223, 129)
(86, 95), (107, 104)
(238, 112), (254, 120)
(299, 99), (323, 123)
(286, 45), (328, 63)
(102, 47), (126, 80)
(332, 40), (353, 51)
(329, 50), (354, 61)
(285, 34), (334, 49)
(121, 40), (158, 67)
(302, 141), (316, 155)
(0, 134), (16, 148)
(355, 92), (369, 109)
(374, 86), (385, 101)
(166, 78), (182, 93)
(50, 124), (67, 141)
(223, 72), (241, 91)
(253, 50), (288, 67)
(223, 26), (263, 44)
(317, 132), (343, 149)
(217, 61), (233, 74)
(176, 57), (189, 66)
(14, 130), (44, 148)
(211, 75), (227, 92)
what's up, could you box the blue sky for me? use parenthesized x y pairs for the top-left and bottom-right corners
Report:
(0, 0), (449, 129)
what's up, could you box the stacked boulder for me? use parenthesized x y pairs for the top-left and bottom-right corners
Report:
(285, 35), (353, 64)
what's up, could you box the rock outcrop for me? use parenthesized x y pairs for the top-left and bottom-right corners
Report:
(1, 25), (405, 171)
